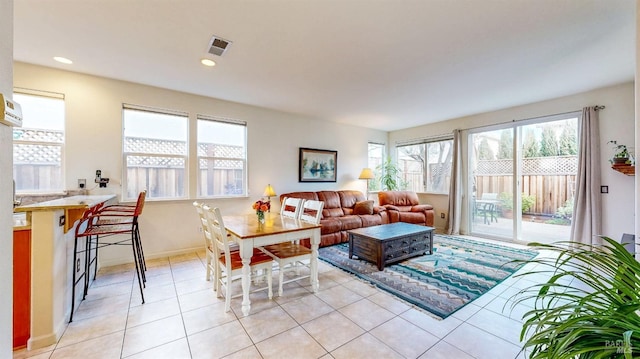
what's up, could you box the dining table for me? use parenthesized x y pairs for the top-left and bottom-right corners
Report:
(222, 213), (321, 316)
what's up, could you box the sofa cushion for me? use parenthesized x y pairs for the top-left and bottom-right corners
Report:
(338, 215), (363, 230)
(317, 191), (344, 217)
(378, 190), (420, 207)
(353, 200), (374, 215)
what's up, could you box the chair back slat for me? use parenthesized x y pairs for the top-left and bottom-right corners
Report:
(203, 205), (233, 270)
(280, 197), (304, 219)
(299, 199), (323, 224)
(133, 190), (147, 216)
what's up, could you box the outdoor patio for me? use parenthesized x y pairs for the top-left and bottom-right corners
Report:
(471, 214), (572, 245)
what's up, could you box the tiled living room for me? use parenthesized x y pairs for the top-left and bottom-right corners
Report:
(14, 243), (549, 359)
(2, 1), (639, 359)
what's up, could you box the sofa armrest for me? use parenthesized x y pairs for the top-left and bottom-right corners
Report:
(372, 206), (386, 214)
(383, 204), (400, 212)
(411, 204), (433, 212)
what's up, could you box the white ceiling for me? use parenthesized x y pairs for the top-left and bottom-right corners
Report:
(13, 0), (635, 132)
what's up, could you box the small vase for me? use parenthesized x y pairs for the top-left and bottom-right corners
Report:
(257, 211), (265, 224)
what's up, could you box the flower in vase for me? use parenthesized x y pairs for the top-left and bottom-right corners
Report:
(253, 199), (270, 223)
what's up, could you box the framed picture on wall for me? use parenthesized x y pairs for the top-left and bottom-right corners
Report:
(299, 147), (337, 182)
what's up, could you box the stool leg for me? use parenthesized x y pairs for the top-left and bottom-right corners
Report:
(131, 231), (145, 304)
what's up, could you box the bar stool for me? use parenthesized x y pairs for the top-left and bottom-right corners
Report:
(70, 193), (146, 322)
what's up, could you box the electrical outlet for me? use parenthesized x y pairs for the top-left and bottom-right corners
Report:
(78, 178), (86, 188)
(197, 226), (203, 233)
(440, 212), (445, 219)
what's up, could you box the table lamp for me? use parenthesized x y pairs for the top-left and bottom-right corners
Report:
(263, 184), (276, 212)
(358, 168), (375, 196)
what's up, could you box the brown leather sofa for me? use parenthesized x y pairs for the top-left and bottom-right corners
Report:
(279, 190), (389, 247)
(378, 191), (435, 226)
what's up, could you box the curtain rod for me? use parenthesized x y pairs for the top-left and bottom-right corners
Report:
(462, 106), (604, 132)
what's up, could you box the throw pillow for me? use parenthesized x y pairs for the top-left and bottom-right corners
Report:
(354, 200), (374, 215)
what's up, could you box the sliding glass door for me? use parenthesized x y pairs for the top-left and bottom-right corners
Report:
(468, 114), (578, 243)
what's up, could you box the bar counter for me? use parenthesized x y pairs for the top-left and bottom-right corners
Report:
(13, 194), (116, 350)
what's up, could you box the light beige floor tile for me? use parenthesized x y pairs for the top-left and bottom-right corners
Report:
(338, 298), (395, 331)
(13, 352), (51, 359)
(239, 306), (297, 343)
(170, 253), (201, 263)
(57, 309), (128, 348)
(281, 293), (334, 324)
(141, 272), (176, 288)
(84, 281), (133, 302)
(451, 302), (482, 321)
(302, 311), (365, 352)
(188, 321), (253, 359)
(400, 308), (463, 338)
(143, 265), (173, 279)
(12, 346), (55, 359)
(182, 302), (237, 335)
(178, 288), (221, 312)
(467, 309), (526, 345)
(367, 292), (411, 315)
(121, 315), (186, 357)
(330, 333), (403, 359)
(315, 284), (363, 309)
(174, 276), (213, 296)
(319, 354), (335, 359)
(222, 345), (262, 359)
(229, 289), (279, 316)
(255, 326), (327, 359)
(471, 292), (497, 307)
(125, 338), (191, 359)
(51, 331), (124, 359)
(172, 267), (204, 282)
(444, 322), (521, 359)
(485, 295), (533, 322)
(92, 270), (135, 287)
(319, 269), (354, 284)
(272, 282), (312, 305)
(342, 279), (379, 297)
(130, 282), (177, 305)
(419, 340), (475, 359)
(72, 293), (131, 321)
(127, 297), (181, 328)
(370, 316), (439, 358)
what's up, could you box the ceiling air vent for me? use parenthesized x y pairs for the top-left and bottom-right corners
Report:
(208, 36), (232, 56)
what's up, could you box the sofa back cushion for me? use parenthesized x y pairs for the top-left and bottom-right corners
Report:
(378, 191), (420, 207)
(317, 191), (344, 217)
(338, 190), (366, 213)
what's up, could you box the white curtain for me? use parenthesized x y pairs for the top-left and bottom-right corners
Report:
(570, 107), (602, 245)
(446, 129), (462, 235)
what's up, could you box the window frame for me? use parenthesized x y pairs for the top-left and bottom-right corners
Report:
(396, 136), (454, 194)
(13, 89), (66, 194)
(122, 104), (189, 201)
(196, 115), (248, 198)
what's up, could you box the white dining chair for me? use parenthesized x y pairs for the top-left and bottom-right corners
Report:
(280, 197), (304, 219)
(203, 205), (274, 312)
(262, 199), (323, 296)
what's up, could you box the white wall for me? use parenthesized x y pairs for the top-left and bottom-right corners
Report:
(13, 62), (387, 265)
(390, 82), (636, 242)
(0, 0), (13, 356)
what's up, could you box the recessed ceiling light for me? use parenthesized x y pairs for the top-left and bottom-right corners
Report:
(201, 58), (216, 67)
(53, 56), (73, 64)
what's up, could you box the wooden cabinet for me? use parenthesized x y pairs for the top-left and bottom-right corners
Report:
(13, 229), (31, 350)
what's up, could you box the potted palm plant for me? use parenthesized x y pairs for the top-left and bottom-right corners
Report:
(511, 237), (640, 358)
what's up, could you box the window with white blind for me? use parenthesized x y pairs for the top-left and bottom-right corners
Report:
(397, 138), (453, 193)
(123, 105), (188, 201)
(197, 116), (247, 197)
(13, 91), (65, 193)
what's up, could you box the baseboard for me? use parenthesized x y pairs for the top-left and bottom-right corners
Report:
(99, 246), (202, 268)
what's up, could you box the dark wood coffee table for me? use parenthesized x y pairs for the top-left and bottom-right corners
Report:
(348, 222), (434, 271)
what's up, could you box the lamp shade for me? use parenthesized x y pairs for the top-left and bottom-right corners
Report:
(263, 184), (276, 197)
(358, 168), (375, 180)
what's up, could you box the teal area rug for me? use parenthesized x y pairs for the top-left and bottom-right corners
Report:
(318, 234), (538, 319)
